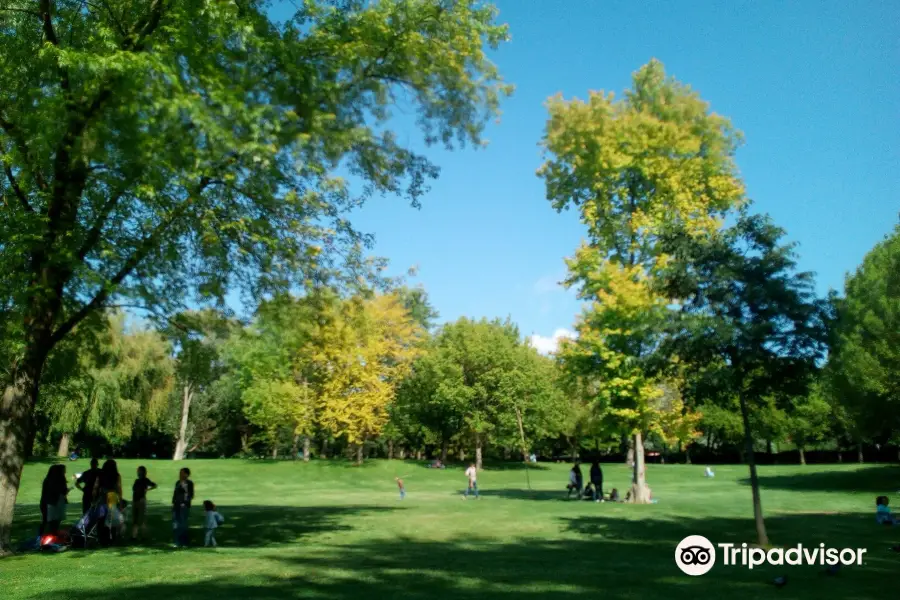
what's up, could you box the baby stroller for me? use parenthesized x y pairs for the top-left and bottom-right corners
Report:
(71, 502), (106, 549)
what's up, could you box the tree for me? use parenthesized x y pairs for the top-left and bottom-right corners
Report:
(539, 60), (745, 502)
(786, 383), (832, 465)
(0, 0), (510, 548)
(317, 293), (423, 462)
(661, 211), (827, 545)
(397, 286), (440, 331)
(828, 222), (900, 445)
(164, 310), (231, 460)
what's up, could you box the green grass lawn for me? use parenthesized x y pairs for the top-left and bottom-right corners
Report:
(1, 459), (897, 599)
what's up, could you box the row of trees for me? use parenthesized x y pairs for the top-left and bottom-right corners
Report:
(0, 1), (895, 553)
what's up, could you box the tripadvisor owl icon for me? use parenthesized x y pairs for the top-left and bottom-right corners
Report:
(675, 535), (716, 576)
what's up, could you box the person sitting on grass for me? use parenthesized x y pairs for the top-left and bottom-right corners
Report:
(704, 466), (715, 478)
(609, 488), (621, 502)
(582, 482), (596, 501)
(876, 496), (897, 525)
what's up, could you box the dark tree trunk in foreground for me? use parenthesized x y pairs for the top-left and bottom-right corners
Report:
(57, 433), (71, 458)
(739, 395), (769, 546)
(628, 431), (650, 504)
(173, 385), (193, 461)
(766, 439), (772, 456)
(1, 348), (47, 553)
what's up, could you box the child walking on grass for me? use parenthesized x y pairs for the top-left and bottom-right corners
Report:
(395, 477), (406, 500)
(203, 500), (225, 547)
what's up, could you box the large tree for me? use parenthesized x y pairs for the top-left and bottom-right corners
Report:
(539, 60), (746, 503)
(827, 222), (900, 446)
(661, 211), (827, 545)
(0, 0), (510, 548)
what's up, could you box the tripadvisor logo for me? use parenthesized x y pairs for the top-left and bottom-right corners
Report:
(675, 536), (867, 576)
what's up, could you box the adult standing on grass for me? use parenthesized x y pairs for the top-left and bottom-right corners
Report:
(590, 461), (604, 502)
(75, 458), (101, 515)
(40, 465), (70, 535)
(172, 468), (195, 547)
(464, 463), (479, 499)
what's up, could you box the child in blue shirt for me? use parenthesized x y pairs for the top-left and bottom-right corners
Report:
(876, 496), (897, 525)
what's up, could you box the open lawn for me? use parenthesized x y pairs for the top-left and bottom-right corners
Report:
(1, 460), (897, 599)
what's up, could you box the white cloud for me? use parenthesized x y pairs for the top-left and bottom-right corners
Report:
(528, 328), (576, 355)
(533, 273), (565, 295)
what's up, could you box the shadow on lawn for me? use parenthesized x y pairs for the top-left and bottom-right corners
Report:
(34, 512), (899, 600)
(12, 504), (400, 553)
(743, 465), (900, 494)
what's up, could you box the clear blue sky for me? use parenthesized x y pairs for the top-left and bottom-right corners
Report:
(301, 1), (899, 350)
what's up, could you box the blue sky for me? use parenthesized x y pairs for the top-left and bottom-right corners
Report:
(293, 1), (899, 352)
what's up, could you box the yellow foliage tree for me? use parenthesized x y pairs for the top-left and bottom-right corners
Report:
(542, 60), (745, 502)
(317, 293), (423, 461)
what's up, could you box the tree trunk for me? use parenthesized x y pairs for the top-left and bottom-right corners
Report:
(440, 439), (449, 463)
(458, 448), (465, 462)
(320, 438), (329, 459)
(766, 439), (773, 456)
(739, 395), (769, 546)
(628, 431), (651, 504)
(291, 434), (300, 461)
(1, 355), (44, 553)
(272, 446), (278, 459)
(475, 434), (483, 471)
(685, 446), (692, 464)
(173, 385), (193, 461)
(798, 447), (806, 465)
(837, 451), (843, 463)
(626, 438), (634, 465)
(387, 440), (394, 460)
(398, 447), (406, 460)
(355, 444), (363, 465)
(514, 405), (529, 462)
(302, 436), (310, 462)
(57, 433), (70, 458)
(415, 449), (422, 461)
(857, 444), (864, 463)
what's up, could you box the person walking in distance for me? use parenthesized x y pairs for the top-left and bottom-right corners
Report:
(464, 463), (479, 499)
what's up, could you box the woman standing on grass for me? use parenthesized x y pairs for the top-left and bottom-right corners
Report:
(40, 464), (70, 535)
(172, 468), (195, 547)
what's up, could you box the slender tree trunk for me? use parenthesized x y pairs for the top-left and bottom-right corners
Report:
(766, 439), (772, 456)
(628, 432), (650, 504)
(173, 385), (193, 461)
(355, 444), (363, 465)
(626, 438), (634, 465)
(1, 352), (45, 553)
(291, 434), (300, 461)
(798, 447), (806, 465)
(514, 405), (528, 462)
(387, 440), (394, 460)
(738, 395), (769, 546)
(415, 449), (422, 461)
(837, 451), (843, 463)
(857, 444), (864, 463)
(440, 439), (449, 463)
(475, 434), (483, 471)
(302, 436), (310, 462)
(57, 433), (71, 458)
(685, 445), (692, 464)
(272, 446), (278, 459)
(458, 448), (465, 462)
(399, 447), (406, 460)
(320, 438), (329, 459)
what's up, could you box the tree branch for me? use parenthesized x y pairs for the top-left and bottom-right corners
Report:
(0, 113), (48, 191)
(39, 0), (59, 46)
(2, 160), (33, 213)
(50, 176), (211, 345)
(75, 187), (128, 261)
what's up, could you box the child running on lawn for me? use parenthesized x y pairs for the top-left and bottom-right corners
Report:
(203, 500), (225, 547)
(395, 477), (406, 500)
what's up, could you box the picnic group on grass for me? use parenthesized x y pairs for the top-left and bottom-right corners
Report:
(36, 459), (224, 550)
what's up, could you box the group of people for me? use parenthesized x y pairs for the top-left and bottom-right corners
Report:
(39, 459), (224, 548)
(566, 461), (607, 502)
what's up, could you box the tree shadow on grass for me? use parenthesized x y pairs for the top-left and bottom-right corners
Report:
(34, 511), (897, 600)
(473, 488), (577, 502)
(742, 465), (900, 494)
(9, 504), (401, 555)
